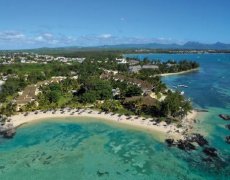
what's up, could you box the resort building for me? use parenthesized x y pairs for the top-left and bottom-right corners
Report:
(115, 58), (127, 64)
(15, 85), (38, 111)
(129, 65), (159, 73)
(101, 73), (153, 95)
(112, 88), (121, 97)
(128, 59), (140, 65)
(142, 65), (159, 70)
(123, 95), (158, 110)
(15, 76), (67, 111)
(129, 65), (142, 73)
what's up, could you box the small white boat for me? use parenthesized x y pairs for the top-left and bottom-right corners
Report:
(178, 84), (188, 88)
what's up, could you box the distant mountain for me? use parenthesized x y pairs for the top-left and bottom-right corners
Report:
(1, 41), (230, 52)
(96, 43), (181, 49)
(97, 41), (230, 50)
(182, 41), (230, 50)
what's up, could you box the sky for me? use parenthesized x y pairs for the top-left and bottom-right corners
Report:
(0, 0), (230, 49)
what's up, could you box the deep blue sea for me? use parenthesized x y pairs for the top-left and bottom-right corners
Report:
(0, 54), (230, 179)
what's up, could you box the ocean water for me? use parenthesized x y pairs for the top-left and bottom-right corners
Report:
(0, 54), (230, 179)
(126, 54), (230, 144)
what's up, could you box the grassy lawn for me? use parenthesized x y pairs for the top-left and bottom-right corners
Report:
(57, 94), (73, 107)
(0, 63), (65, 74)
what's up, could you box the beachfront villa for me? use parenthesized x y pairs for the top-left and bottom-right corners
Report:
(123, 95), (158, 109)
(15, 85), (38, 111)
(112, 88), (121, 97)
(129, 65), (159, 73)
(129, 65), (142, 73)
(15, 76), (67, 111)
(101, 73), (153, 95)
(115, 58), (127, 64)
(127, 59), (140, 65)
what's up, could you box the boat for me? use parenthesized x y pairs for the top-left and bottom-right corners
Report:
(178, 84), (188, 88)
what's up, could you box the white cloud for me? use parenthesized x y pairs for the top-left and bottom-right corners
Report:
(35, 36), (45, 42)
(0, 31), (25, 41)
(0, 30), (183, 49)
(98, 34), (112, 39)
(32, 33), (76, 45)
(34, 33), (57, 44)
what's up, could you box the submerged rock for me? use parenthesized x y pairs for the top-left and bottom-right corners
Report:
(186, 133), (208, 147)
(97, 170), (109, 177)
(226, 136), (230, 144)
(165, 139), (175, 147)
(203, 147), (218, 157)
(3, 128), (16, 138)
(219, 114), (230, 120)
(177, 140), (196, 151)
(226, 124), (230, 130)
(202, 157), (213, 163)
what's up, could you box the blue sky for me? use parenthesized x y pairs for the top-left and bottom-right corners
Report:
(0, 0), (230, 49)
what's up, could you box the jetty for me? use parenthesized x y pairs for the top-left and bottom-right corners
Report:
(194, 109), (209, 113)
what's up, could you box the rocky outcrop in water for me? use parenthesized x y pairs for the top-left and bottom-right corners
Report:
(186, 133), (208, 147)
(165, 138), (196, 151)
(97, 170), (109, 177)
(165, 139), (175, 147)
(226, 136), (230, 144)
(202, 157), (213, 163)
(219, 114), (230, 120)
(203, 147), (218, 157)
(177, 140), (196, 151)
(3, 128), (16, 138)
(226, 124), (230, 130)
(166, 133), (208, 150)
(0, 123), (16, 139)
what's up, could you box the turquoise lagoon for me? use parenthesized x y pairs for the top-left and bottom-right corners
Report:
(0, 54), (230, 179)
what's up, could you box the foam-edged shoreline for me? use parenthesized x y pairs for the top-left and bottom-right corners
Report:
(159, 68), (199, 77)
(5, 109), (198, 141)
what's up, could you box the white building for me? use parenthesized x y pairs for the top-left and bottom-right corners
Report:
(115, 58), (127, 64)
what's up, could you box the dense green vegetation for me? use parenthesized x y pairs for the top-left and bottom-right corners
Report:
(161, 91), (192, 118)
(158, 60), (199, 73)
(77, 78), (113, 104)
(36, 78), (79, 109)
(1, 48), (227, 57)
(0, 52), (195, 124)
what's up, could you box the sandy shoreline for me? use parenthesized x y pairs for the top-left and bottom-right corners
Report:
(4, 109), (198, 140)
(159, 68), (199, 77)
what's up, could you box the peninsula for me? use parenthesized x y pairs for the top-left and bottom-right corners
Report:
(0, 52), (199, 140)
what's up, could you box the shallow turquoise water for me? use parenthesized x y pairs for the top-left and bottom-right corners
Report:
(1, 54), (230, 179)
(126, 54), (230, 147)
(1, 119), (228, 180)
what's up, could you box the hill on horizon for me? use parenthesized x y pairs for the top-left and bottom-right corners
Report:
(1, 41), (230, 52)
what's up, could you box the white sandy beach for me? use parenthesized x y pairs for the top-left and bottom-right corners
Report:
(4, 109), (198, 140)
(159, 68), (199, 77)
